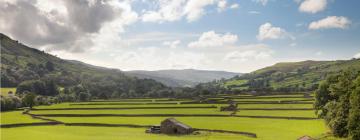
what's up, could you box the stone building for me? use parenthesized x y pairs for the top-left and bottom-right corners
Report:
(220, 102), (238, 111)
(160, 118), (193, 135)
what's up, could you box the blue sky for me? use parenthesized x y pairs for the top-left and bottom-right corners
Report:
(1, 0), (359, 72)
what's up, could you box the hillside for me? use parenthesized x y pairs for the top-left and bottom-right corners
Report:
(126, 69), (241, 87)
(222, 59), (360, 91)
(0, 33), (168, 98)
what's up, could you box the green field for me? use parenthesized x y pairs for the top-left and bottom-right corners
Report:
(0, 88), (16, 96)
(1, 93), (331, 140)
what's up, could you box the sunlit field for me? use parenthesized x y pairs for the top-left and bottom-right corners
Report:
(1, 93), (331, 140)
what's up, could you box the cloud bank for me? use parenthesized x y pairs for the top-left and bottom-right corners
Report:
(299, 0), (327, 14)
(309, 16), (351, 30)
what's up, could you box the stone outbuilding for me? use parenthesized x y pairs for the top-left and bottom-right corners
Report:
(160, 118), (193, 135)
(220, 102), (238, 111)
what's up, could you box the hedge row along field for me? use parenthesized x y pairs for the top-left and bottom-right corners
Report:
(1, 93), (335, 140)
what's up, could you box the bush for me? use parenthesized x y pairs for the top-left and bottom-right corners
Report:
(0, 95), (22, 111)
(314, 69), (360, 139)
(22, 92), (36, 108)
(348, 77), (360, 140)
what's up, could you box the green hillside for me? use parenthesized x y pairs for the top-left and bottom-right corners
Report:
(222, 59), (360, 91)
(0, 33), (168, 98)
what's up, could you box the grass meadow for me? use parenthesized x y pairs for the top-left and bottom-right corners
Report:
(1, 93), (333, 140)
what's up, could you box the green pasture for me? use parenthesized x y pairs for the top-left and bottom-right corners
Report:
(0, 88), (16, 96)
(0, 111), (45, 125)
(236, 110), (316, 117)
(1, 126), (252, 140)
(36, 116), (327, 140)
(1, 94), (331, 140)
(232, 98), (313, 101)
(34, 103), (215, 109)
(31, 108), (229, 115)
(237, 103), (313, 109)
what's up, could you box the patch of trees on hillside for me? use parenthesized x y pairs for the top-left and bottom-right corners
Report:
(314, 69), (360, 140)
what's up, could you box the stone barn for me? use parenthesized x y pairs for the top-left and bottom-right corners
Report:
(160, 118), (193, 135)
(220, 102), (238, 111)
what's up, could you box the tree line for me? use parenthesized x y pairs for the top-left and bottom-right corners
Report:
(314, 69), (360, 140)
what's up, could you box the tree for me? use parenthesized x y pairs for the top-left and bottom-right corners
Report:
(348, 76), (360, 140)
(44, 79), (59, 96)
(45, 61), (54, 71)
(314, 69), (360, 138)
(22, 92), (36, 108)
(0, 95), (22, 111)
(314, 80), (332, 117)
(78, 92), (91, 101)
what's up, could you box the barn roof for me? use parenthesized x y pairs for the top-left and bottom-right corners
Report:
(164, 118), (192, 129)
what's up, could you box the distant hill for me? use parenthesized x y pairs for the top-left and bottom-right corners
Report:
(0, 33), (168, 98)
(221, 59), (360, 91)
(126, 69), (241, 87)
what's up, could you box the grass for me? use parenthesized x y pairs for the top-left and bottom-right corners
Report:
(0, 94), (333, 140)
(0, 111), (46, 125)
(0, 87), (16, 96)
(236, 110), (316, 117)
(237, 104), (313, 109)
(232, 98), (313, 101)
(34, 103), (214, 109)
(39, 117), (327, 140)
(223, 80), (248, 88)
(31, 108), (229, 115)
(1, 126), (253, 140)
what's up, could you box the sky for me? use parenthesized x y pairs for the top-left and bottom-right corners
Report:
(0, 0), (360, 73)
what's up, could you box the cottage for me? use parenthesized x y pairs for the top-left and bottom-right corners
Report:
(297, 135), (313, 140)
(160, 118), (193, 135)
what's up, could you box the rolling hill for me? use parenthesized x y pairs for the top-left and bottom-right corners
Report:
(222, 59), (360, 91)
(126, 69), (241, 87)
(0, 33), (168, 98)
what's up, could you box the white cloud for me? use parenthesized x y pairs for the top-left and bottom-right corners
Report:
(223, 44), (273, 62)
(90, 0), (138, 52)
(112, 47), (209, 70)
(142, 11), (163, 22)
(309, 16), (351, 30)
(248, 11), (260, 14)
(316, 51), (323, 56)
(299, 0), (327, 14)
(142, 0), (186, 23)
(354, 52), (360, 59)
(0, 0), (138, 53)
(188, 31), (238, 48)
(183, 0), (216, 22)
(141, 0), (234, 23)
(257, 22), (287, 41)
(217, 0), (227, 12)
(253, 0), (268, 6)
(163, 40), (181, 48)
(230, 3), (239, 9)
(290, 43), (297, 47)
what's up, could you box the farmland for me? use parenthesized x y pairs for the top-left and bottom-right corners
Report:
(0, 93), (333, 140)
(0, 87), (16, 96)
